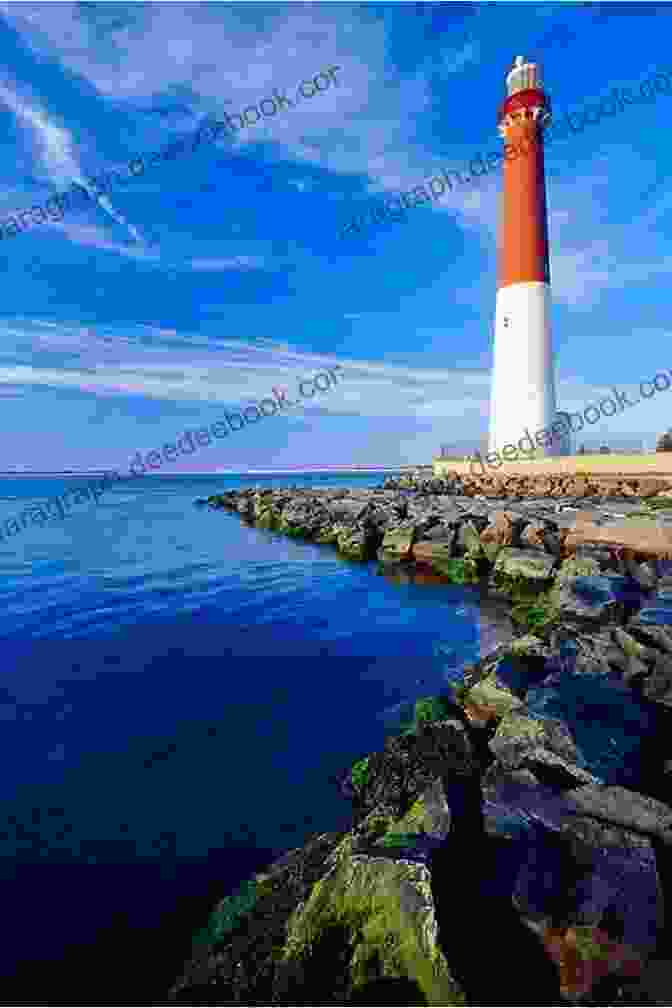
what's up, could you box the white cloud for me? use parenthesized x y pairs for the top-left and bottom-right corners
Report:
(0, 77), (144, 243)
(0, 317), (491, 419)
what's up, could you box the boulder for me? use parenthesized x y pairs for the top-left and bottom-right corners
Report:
(531, 477), (553, 496)
(431, 502), (465, 525)
(347, 779), (454, 859)
(607, 647), (649, 684)
(337, 524), (377, 561)
(482, 772), (663, 966)
(564, 519), (672, 558)
(280, 853), (466, 1006)
(168, 830), (346, 1004)
(489, 712), (598, 787)
(278, 501), (332, 538)
(524, 667), (657, 786)
(236, 497), (253, 518)
(564, 478), (590, 498)
(494, 547), (556, 582)
(619, 481), (639, 496)
(368, 505), (403, 534)
(455, 520), (482, 555)
(637, 478), (672, 498)
(479, 511), (518, 563)
(313, 524), (339, 544)
(254, 505), (277, 529)
(555, 555), (602, 584)
(541, 926), (644, 999)
(481, 477), (507, 498)
(566, 784), (672, 843)
(519, 520), (548, 550)
(253, 492), (283, 528)
(623, 553), (659, 591)
(611, 628), (659, 666)
(377, 525), (415, 565)
(569, 544), (616, 571)
(641, 652), (672, 706)
(392, 778), (453, 837)
(421, 522), (457, 543)
(629, 622), (672, 654)
(551, 575), (622, 625)
(412, 540), (456, 576)
(464, 672), (524, 721)
(353, 717), (478, 825)
(326, 498), (371, 522)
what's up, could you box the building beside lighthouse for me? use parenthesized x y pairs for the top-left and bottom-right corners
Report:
(489, 56), (569, 459)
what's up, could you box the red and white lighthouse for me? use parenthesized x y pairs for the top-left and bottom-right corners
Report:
(489, 57), (568, 458)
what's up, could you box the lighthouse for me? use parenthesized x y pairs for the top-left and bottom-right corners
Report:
(489, 57), (569, 459)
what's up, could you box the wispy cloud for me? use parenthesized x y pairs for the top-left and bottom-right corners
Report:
(188, 255), (265, 272)
(0, 77), (144, 242)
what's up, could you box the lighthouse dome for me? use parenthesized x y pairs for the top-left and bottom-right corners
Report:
(506, 57), (542, 96)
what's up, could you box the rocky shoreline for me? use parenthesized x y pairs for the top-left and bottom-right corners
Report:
(172, 472), (672, 1004)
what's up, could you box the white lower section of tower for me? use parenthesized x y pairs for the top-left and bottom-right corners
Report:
(488, 281), (570, 458)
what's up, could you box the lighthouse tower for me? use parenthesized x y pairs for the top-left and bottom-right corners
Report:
(489, 57), (568, 459)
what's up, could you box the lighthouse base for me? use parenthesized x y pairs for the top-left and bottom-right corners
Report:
(489, 281), (569, 459)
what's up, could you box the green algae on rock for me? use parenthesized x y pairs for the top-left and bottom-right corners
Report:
(411, 540), (456, 577)
(494, 547), (556, 582)
(282, 853), (466, 1006)
(350, 757), (370, 792)
(464, 671), (523, 719)
(378, 526), (415, 565)
(555, 556), (603, 584)
(336, 525), (373, 560)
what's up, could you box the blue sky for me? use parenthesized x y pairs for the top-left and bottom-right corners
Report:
(1, 0), (671, 471)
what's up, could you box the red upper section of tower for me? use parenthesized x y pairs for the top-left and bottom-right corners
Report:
(497, 87), (551, 127)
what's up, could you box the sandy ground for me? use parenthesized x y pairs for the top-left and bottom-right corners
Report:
(432, 454), (672, 478)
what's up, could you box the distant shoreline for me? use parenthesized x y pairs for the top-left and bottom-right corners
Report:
(0, 467), (424, 478)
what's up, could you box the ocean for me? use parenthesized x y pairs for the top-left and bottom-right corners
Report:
(0, 472), (489, 1003)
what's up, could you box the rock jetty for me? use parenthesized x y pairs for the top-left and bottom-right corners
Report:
(173, 472), (672, 1004)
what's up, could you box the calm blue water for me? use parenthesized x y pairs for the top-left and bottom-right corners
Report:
(0, 473), (483, 1001)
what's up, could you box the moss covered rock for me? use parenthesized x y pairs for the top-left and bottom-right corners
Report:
(555, 555), (602, 585)
(464, 672), (523, 720)
(494, 547), (556, 582)
(378, 526), (415, 565)
(337, 525), (373, 560)
(507, 634), (548, 658)
(494, 712), (545, 742)
(282, 853), (466, 1005)
(314, 524), (339, 545)
(456, 520), (482, 556)
(255, 504), (279, 529)
(369, 780), (452, 850)
(412, 540), (457, 576)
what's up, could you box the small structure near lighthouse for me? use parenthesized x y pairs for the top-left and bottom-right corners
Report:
(489, 56), (569, 460)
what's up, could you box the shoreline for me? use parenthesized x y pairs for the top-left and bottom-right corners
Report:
(434, 456), (672, 478)
(173, 471), (672, 1004)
